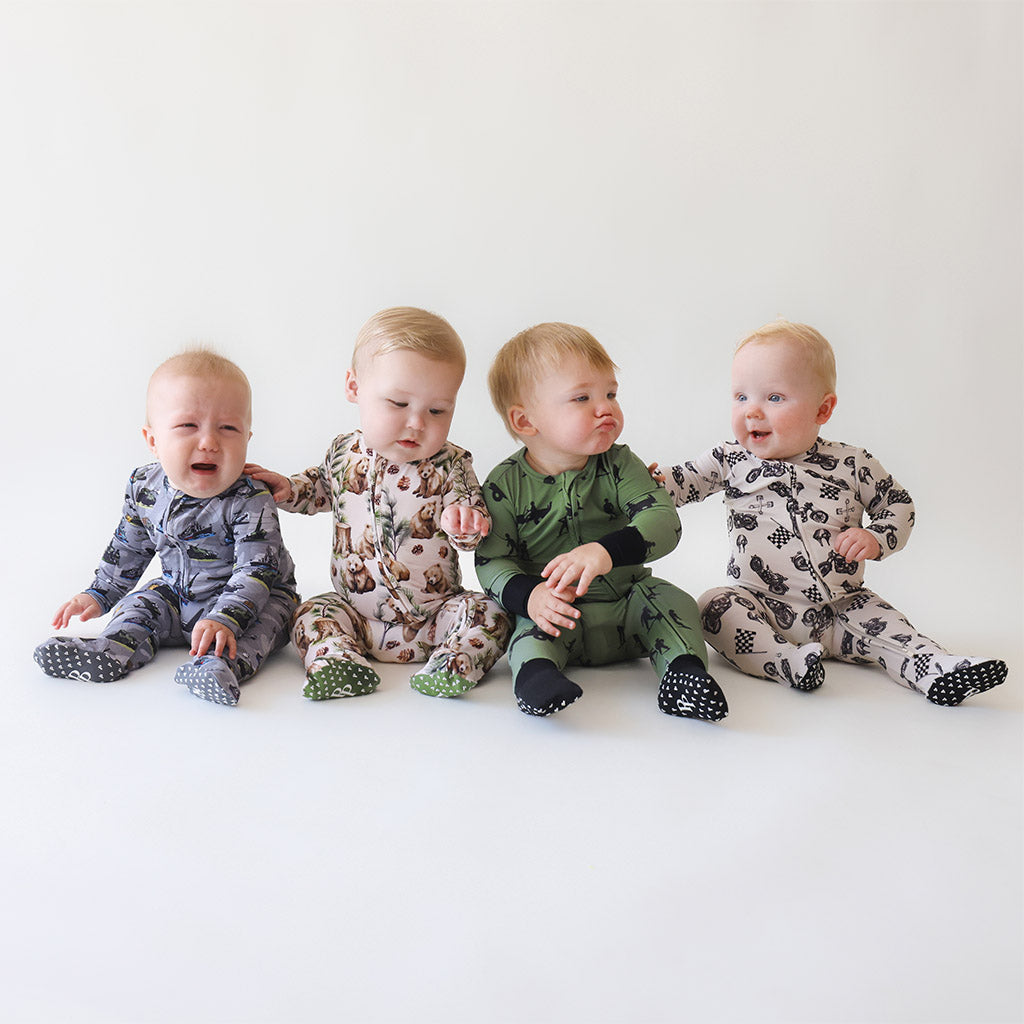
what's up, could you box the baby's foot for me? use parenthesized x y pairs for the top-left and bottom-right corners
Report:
(658, 654), (729, 721)
(926, 659), (1008, 707)
(515, 660), (582, 716)
(175, 656), (241, 706)
(410, 668), (475, 698)
(304, 656), (380, 700)
(33, 637), (127, 683)
(790, 647), (826, 692)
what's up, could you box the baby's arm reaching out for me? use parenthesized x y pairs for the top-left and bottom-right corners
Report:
(834, 527), (881, 564)
(243, 463), (293, 504)
(52, 593), (103, 629)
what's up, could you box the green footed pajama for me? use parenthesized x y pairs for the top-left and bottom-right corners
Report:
(506, 575), (706, 678)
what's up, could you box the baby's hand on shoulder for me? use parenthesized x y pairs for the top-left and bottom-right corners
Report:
(244, 463), (293, 504)
(440, 504), (490, 541)
(834, 527), (880, 564)
(648, 462), (667, 485)
(52, 593), (102, 629)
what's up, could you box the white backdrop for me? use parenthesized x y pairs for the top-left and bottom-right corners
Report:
(1, 3), (1020, 1023)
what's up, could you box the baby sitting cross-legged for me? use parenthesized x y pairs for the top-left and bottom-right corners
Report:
(247, 307), (511, 701)
(652, 319), (1008, 706)
(475, 322), (727, 720)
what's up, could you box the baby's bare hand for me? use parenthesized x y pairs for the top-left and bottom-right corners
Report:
(191, 620), (237, 660)
(542, 543), (612, 600)
(527, 583), (580, 638)
(52, 593), (102, 629)
(834, 527), (880, 564)
(440, 504), (490, 539)
(648, 462), (666, 485)
(244, 463), (292, 503)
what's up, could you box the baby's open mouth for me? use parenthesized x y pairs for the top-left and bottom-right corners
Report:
(192, 463), (217, 472)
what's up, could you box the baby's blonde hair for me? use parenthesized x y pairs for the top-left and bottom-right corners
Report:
(488, 322), (617, 436)
(352, 307), (466, 377)
(147, 347), (251, 424)
(736, 319), (837, 394)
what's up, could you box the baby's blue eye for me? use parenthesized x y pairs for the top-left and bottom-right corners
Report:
(768, 394), (783, 403)
(735, 395), (747, 403)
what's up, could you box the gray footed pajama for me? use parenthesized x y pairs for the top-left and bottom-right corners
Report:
(35, 464), (299, 701)
(663, 439), (1006, 703)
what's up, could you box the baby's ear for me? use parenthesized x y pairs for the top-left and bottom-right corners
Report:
(343, 369), (359, 404)
(507, 405), (536, 437)
(816, 393), (838, 424)
(141, 425), (158, 454)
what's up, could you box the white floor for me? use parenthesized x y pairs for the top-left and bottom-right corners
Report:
(3, 532), (1021, 1024)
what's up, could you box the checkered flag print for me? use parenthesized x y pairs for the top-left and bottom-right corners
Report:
(735, 628), (757, 654)
(767, 526), (794, 549)
(912, 653), (934, 681)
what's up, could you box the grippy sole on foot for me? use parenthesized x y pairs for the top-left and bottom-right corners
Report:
(658, 672), (729, 721)
(33, 639), (127, 683)
(303, 659), (380, 700)
(927, 659), (1008, 707)
(174, 662), (241, 706)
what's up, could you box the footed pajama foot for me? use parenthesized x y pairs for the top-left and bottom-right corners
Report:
(658, 654), (729, 721)
(410, 668), (475, 698)
(303, 657), (381, 700)
(926, 659), (1007, 707)
(515, 660), (582, 716)
(175, 656), (241, 706)
(790, 650), (825, 692)
(33, 637), (128, 683)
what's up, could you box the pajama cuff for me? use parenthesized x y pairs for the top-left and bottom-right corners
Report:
(501, 574), (546, 618)
(85, 587), (114, 615)
(597, 526), (647, 567)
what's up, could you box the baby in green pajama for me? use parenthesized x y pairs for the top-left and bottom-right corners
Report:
(475, 322), (728, 720)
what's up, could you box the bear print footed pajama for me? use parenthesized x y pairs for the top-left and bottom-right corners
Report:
(281, 431), (511, 700)
(664, 439), (1007, 706)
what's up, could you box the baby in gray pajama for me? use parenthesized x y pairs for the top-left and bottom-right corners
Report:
(653, 319), (1007, 706)
(34, 349), (299, 706)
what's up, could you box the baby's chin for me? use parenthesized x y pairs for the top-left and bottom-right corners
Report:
(741, 430), (819, 460)
(165, 467), (245, 499)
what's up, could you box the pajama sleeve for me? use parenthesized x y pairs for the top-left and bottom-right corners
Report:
(203, 488), (289, 634)
(279, 436), (341, 515)
(441, 451), (491, 552)
(474, 464), (538, 614)
(850, 448), (915, 558)
(612, 447), (683, 562)
(662, 446), (729, 507)
(85, 471), (159, 613)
